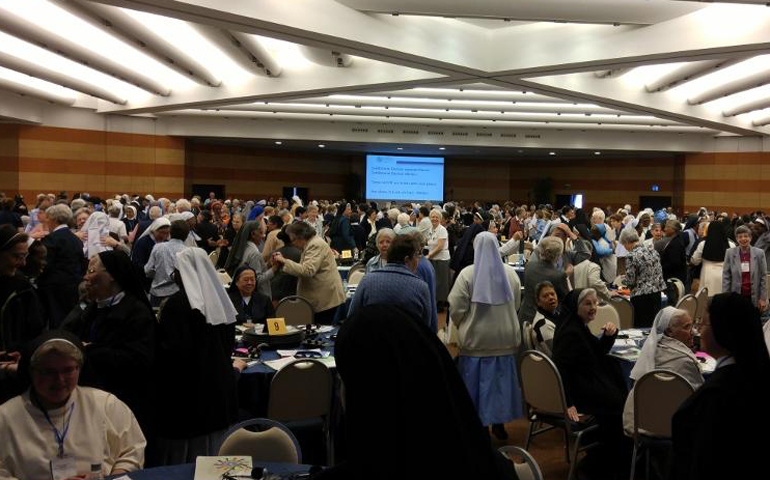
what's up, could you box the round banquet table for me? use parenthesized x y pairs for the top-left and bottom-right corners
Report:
(107, 461), (312, 480)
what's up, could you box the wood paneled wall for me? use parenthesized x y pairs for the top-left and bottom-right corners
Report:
(7, 126), (185, 201)
(185, 142), (359, 200)
(682, 152), (770, 214)
(0, 125), (19, 196)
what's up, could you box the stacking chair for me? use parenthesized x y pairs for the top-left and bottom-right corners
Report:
(609, 295), (635, 329)
(672, 278), (685, 303)
(498, 446), (544, 480)
(347, 262), (366, 279)
(268, 359), (333, 465)
(518, 350), (599, 480)
(275, 295), (315, 326)
(219, 418), (302, 464)
(694, 288), (709, 323)
(629, 370), (695, 480)
(347, 269), (365, 286)
(209, 248), (220, 266)
(588, 304), (620, 335)
(675, 294), (697, 321)
(216, 269), (231, 287)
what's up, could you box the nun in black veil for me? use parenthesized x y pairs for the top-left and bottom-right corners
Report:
(61, 250), (155, 435)
(319, 304), (517, 480)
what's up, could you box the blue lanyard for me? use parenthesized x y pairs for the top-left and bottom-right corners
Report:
(41, 403), (75, 458)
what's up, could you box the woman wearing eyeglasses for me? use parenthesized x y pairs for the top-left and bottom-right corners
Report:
(671, 292), (770, 479)
(0, 331), (145, 480)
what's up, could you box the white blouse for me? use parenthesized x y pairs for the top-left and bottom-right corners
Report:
(427, 224), (450, 261)
(0, 387), (145, 480)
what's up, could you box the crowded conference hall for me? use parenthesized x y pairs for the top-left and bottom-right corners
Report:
(2, 1), (770, 480)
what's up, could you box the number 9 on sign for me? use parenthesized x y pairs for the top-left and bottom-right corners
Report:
(266, 318), (287, 335)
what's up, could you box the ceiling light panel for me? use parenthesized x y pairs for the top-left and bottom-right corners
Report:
(0, 0), (197, 91)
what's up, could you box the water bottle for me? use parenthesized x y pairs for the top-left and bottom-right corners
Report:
(86, 464), (102, 480)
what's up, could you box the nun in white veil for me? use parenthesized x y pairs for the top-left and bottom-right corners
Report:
(80, 211), (111, 258)
(622, 306), (704, 435)
(152, 247), (239, 464)
(448, 231), (523, 440)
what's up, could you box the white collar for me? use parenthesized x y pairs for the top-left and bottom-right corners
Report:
(96, 291), (125, 309)
(53, 224), (68, 232)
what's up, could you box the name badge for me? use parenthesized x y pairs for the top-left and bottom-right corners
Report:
(501, 236), (508, 242)
(340, 250), (352, 259)
(266, 317), (287, 335)
(741, 261), (750, 273)
(50, 455), (77, 480)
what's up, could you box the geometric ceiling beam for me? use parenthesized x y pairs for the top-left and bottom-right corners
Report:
(216, 103), (682, 126)
(276, 96), (626, 115)
(494, 73), (769, 136)
(0, 76), (77, 106)
(0, 90), (44, 124)
(0, 50), (127, 104)
(753, 113), (770, 127)
(87, 0), (493, 75)
(723, 97), (770, 117)
(55, 0), (221, 86)
(158, 109), (715, 133)
(0, 6), (171, 96)
(366, 89), (559, 103)
(190, 24), (282, 76)
(645, 57), (752, 92)
(487, 4), (770, 76)
(335, 0), (706, 25)
(688, 66), (770, 105)
(298, 45), (354, 68)
(96, 59), (463, 114)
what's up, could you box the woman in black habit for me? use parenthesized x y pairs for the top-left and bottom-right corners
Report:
(61, 250), (156, 438)
(319, 304), (517, 480)
(227, 265), (275, 324)
(671, 292), (770, 480)
(152, 247), (239, 465)
(551, 288), (629, 479)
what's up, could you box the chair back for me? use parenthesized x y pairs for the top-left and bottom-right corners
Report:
(209, 248), (220, 266)
(347, 269), (365, 286)
(766, 273), (770, 300)
(588, 304), (619, 335)
(268, 359), (332, 422)
(518, 350), (568, 418)
(694, 288), (708, 322)
(675, 294), (697, 321)
(219, 418), (301, 464)
(217, 269), (231, 286)
(665, 279), (680, 306)
(609, 295), (634, 329)
(616, 256), (626, 276)
(348, 262), (366, 278)
(275, 295), (315, 326)
(508, 253), (522, 264)
(498, 446), (544, 480)
(521, 321), (535, 351)
(633, 370), (694, 438)
(672, 278), (685, 302)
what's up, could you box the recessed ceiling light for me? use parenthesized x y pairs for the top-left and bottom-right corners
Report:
(439, 147), (446, 150)
(318, 144), (325, 148)
(594, 151), (601, 155)
(549, 151), (556, 155)
(275, 141), (282, 145)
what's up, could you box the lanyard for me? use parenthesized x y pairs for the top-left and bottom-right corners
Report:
(41, 403), (75, 458)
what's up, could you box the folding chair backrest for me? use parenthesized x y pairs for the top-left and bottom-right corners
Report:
(347, 270), (365, 286)
(217, 269), (231, 286)
(588, 304), (619, 335)
(633, 370), (694, 438)
(268, 359), (332, 421)
(219, 418), (301, 464)
(519, 350), (567, 417)
(675, 294), (697, 321)
(695, 288), (708, 322)
(609, 295), (634, 329)
(275, 295), (315, 326)
(498, 446), (544, 480)
(209, 248), (220, 266)
(672, 278), (685, 302)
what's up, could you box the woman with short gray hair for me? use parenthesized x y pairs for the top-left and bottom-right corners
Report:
(621, 226), (666, 327)
(722, 225), (768, 311)
(519, 236), (569, 324)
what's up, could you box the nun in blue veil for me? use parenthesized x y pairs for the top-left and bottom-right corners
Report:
(448, 232), (523, 440)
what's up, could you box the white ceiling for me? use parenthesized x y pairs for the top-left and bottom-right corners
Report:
(0, 0), (769, 150)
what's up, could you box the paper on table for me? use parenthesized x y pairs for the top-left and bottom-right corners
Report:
(613, 339), (638, 348)
(194, 456), (252, 480)
(317, 325), (335, 333)
(264, 357), (299, 371)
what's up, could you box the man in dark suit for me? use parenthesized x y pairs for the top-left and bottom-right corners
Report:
(38, 204), (85, 328)
(660, 220), (687, 283)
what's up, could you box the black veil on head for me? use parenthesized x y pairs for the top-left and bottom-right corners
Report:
(702, 221), (730, 262)
(334, 305), (507, 480)
(98, 250), (151, 310)
(228, 265), (256, 294)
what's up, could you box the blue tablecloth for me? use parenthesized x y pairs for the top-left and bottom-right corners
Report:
(109, 461), (311, 480)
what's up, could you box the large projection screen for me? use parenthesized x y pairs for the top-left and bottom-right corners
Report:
(365, 154), (445, 201)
